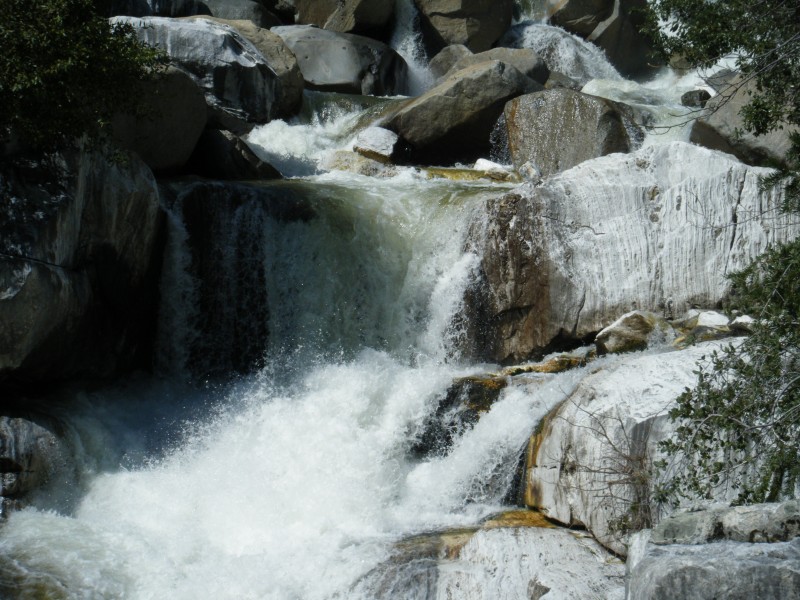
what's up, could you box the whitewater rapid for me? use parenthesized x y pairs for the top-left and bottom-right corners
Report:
(0, 14), (731, 599)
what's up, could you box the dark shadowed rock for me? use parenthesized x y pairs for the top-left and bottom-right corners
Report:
(387, 60), (542, 164)
(187, 129), (282, 180)
(504, 89), (638, 177)
(109, 0), (209, 17)
(680, 89), (711, 109)
(114, 16), (279, 133)
(273, 25), (408, 95)
(0, 148), (162, 383)
(585, 0), (661, 78)
(113, 66), (208, 173)
(547, 0), (614, 37)
(0, 414), (71, 516)
(414, 0), (514, 53)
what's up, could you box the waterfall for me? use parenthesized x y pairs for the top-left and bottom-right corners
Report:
(1, 3), (768, 599)
(389, 0), (435, 95)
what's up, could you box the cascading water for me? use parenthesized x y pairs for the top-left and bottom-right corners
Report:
(0, 7), (741, 600)
(390, 0), (435, 95)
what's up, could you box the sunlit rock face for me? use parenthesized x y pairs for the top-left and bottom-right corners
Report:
(414, 0), (514, 53)
(0, 149), (162, 383)
(504, 88), (641, 178)
(186, 17), (305, 118)
(442, 47), (550, 85)
(520, 344), (711, 555)
(114, 17), (279, 132)
(273, 25), (409, 96)
(464, 142), (800, 364)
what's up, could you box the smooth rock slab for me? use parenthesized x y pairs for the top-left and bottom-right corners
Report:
(273, 25), (408, 96)
(522, 343), (720, 555)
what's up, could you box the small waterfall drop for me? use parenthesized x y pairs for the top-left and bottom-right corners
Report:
(390, 0), (435, 95)
(500, 22), (623, 85)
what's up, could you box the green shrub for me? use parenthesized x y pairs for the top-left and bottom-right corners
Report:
(0, 0), (167, 152)
(661, 239), (800, 503)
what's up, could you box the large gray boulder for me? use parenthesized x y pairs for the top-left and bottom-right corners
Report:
(504, 89), (638, 177)
(690, 75), (798, 168)
(414, 0), (514, 53)
(114, 16), (279, 132)
(200, 0), (281, 28)
(295, 0), (395, 34)
(628, 538), (800, 600)
(0, 148), (162, 383)
(273, 25), (408, 96)
(386, 60), (542, 164)
(444, 47), (550, 84)
(112, 66), (208, 173)
(187, 16), (304, 117)
(463, 142), (800, 364)
(429, 44), (472, 78)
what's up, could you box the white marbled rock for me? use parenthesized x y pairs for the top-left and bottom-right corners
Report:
(523, 342), (733, 555)
(467, 142), (800, 363)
